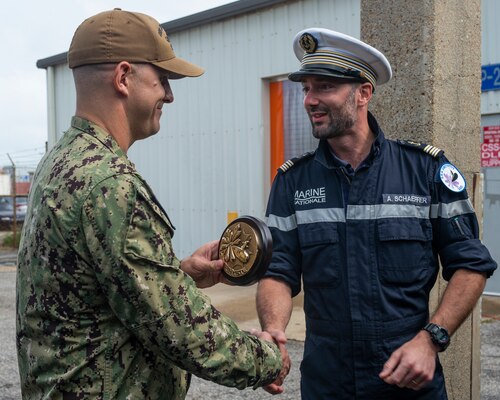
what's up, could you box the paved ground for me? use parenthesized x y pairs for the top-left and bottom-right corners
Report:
(1, 245), (499, 399)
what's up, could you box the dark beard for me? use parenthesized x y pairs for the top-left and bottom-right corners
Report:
(309, 90), (357, 139)
(311, 112), (356, 139)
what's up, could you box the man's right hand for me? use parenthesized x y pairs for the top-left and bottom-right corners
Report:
(180, 240), (225, 288)
(251, 329), (291, 394)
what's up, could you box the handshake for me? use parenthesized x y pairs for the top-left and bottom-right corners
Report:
(249, 328), (292, 395)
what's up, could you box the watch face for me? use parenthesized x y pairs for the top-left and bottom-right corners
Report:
(424, 323), (450, 351)
(435, 329), (449, 344)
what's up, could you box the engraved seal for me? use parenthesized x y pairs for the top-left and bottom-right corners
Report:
(218, 216), (272, 286)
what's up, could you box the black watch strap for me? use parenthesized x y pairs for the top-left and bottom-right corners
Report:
(423, 323), (450, 352)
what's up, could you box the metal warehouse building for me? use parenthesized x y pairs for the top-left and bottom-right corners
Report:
(37, 0), (500, 294)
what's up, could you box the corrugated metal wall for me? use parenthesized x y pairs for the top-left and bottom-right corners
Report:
(481, 0), (500, 115)
(52, 64), (76, 141)
(47, 0), (360, 257)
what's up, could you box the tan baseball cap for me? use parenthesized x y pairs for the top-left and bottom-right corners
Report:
(67, 8), (204, 79)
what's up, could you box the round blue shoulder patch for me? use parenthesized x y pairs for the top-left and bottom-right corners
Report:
(439, 163), (466, 193)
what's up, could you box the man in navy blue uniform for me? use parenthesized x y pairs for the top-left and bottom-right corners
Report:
(256, 28), (497, 399)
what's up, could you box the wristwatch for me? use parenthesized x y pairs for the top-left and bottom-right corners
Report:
(423, 323), (450, 352)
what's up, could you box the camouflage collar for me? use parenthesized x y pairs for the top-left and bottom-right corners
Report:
(71, 116), (127, 158)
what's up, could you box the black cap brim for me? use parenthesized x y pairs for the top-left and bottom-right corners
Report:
(288, 66), (368, 83)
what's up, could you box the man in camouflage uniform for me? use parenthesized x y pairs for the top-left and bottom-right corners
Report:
(16, 9), (284, 399)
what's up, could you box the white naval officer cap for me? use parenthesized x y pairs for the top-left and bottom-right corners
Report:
(288, 28), (392, 88)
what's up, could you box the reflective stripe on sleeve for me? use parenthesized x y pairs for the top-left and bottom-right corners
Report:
(430, 198), (474, 219)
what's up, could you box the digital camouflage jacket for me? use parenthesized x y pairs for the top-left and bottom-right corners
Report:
(16, 117), (281, 399)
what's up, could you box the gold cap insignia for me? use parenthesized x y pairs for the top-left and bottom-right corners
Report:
(299, 33), (318, 53)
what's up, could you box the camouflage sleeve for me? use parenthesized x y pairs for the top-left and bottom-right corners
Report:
(81, 174), (282, 389)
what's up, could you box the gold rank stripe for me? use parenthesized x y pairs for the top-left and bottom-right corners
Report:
(279, 160), (294, 172)
(301, 50), (377, 87)
(423, 144), (442, 158)
(304, 50), (375, 74)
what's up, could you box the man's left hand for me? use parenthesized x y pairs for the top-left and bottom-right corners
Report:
(379, 330), (438, 391)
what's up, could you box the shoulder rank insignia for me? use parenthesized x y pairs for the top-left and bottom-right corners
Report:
(278, 151), (315, 173)
(398, 140), (444, 158)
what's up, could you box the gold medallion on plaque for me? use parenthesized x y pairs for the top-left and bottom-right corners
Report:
(218, 216), (272, 286)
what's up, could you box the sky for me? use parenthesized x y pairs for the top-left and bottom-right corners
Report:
(0, 0), (234, 170)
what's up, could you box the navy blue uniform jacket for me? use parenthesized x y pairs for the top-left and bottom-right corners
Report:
(264, 113), (497, 399)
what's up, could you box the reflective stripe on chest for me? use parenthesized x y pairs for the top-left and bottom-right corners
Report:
(267, 199), (474, 231)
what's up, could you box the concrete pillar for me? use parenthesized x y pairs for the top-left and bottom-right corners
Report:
(360, 1), (482, 399)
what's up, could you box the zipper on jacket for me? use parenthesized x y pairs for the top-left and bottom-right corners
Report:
(453, 217), (466, 236)
(340, 167), (352, 184)
(338, 167), (352, 209)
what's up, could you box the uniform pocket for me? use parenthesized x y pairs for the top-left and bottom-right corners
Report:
(298, 223), (341, 287)
(124, 191), (177, 267)
(377, 218), (433, 284)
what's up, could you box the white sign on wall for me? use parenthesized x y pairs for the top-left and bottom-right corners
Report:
(481, 126), (500, 168)
(0, 175), (10, 195)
